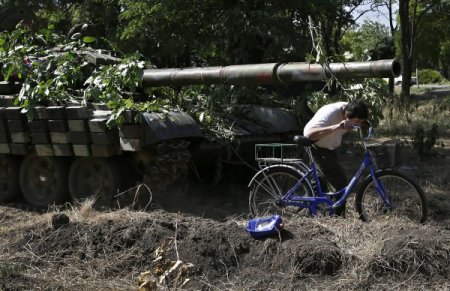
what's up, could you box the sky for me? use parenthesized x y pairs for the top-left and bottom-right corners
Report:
(354, 2), (398, 27)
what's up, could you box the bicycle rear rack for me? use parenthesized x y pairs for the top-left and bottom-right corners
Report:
(255, 143), (306, 167)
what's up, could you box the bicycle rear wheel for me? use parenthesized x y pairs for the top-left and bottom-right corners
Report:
(355, 170), (427, 223)
(249, 166), (313, 217)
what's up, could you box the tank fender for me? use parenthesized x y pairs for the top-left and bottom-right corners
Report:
(239, 105), (301, 133)
(141, 111), (202, 145)
(248, 164), (305, 188)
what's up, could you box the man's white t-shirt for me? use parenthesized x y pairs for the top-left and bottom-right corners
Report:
(303, 102), (348, 150)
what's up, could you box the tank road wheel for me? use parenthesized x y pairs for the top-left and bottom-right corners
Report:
(68, 157), (122, 208)
(19, 156), (70, 209)
(0, 155), (22, 202)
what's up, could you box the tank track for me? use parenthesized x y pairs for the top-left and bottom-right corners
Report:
(0, 140), (191, 210)
(142, 140), (191, 191)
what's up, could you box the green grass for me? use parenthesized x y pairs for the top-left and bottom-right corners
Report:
(377, 90), (450, 139)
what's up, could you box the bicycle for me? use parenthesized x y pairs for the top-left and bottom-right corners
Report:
(248, 127), (428, 223)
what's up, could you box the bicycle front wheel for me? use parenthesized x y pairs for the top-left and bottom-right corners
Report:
(355, 170), (427, 223)
(249, 166), (313, 217)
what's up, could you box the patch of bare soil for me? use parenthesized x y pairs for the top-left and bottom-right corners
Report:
(0, 142), (449, 290)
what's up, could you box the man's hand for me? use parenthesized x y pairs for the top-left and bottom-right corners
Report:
(339, 120), (354, 130)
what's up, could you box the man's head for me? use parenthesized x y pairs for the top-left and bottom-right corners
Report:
(344, 100), (368, 126)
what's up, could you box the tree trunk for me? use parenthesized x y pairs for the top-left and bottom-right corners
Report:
(399, 0), (412, 102)
(386, 0), (397, 95)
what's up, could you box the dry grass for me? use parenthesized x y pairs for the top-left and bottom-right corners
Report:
(0, 201), (148, 289)
(380, 90), (450, 138)
(216, 214), (450, 290)
(1, 148), (449, 290)
(1, 199), (450, 290)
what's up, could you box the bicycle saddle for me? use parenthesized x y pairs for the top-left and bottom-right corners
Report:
(293, 135), (315, 146)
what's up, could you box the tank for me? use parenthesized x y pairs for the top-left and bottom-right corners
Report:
(0, 10), (401, 209)
(0, 55), (400, 209)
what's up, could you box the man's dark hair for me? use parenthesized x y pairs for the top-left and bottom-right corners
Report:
(344, 100), (368, 119)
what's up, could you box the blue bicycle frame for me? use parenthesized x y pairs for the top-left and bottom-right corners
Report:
(278, 145), (393, 216)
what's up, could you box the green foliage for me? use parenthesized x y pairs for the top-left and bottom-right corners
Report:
(307, 78), (389, 127)
(117, 0), (317, 66)
(0, 26), (101, 117)
(396, 0), (450, 99)
(341, 21), (393, 61)
(18, 50), (87, 114)
(307, 16), (389, 125)
(440, 40), (450, 67)
(417, 69), (446, 84)
(84, 57), (144, 103)
(407, 1), (450, 75)
(104, 97), (176, 128)
(0, 26), (176, 127)
(35, 0), (121, 45)
(0, 26), (37, 81)
(2, 1), (371, 69)
(83, 57), (171, 128)
(82, 56), (194, 128)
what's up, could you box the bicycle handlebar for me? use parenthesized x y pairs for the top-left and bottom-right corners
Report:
(352, 125), (373, 141)
(293, 125), (373, 148)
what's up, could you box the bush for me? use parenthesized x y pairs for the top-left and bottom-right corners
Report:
(417, 69), (446, 84)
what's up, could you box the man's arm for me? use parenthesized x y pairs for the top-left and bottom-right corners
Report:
(304, 120), (353, 141)
(304, 124), (341, 141)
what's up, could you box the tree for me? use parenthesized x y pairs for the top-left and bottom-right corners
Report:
(117, 0), (320, 67)
(411, 2), (450, 78)
(440, 40), (450, 78)
(341, 20), (393, 61)
(1, 0), (372, 68)
(373, 0), (399, 93)
(309, 0), (366, 57)
(398, 0), (448, 99)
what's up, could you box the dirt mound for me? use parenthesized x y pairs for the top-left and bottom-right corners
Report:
(371, 229), (450, 277)
(1, 146), (450, 290)
(1, 204), (450, 290)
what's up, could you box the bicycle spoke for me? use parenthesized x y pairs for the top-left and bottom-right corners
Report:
(249, 167), (313, 217)
(356, 170), (427, 223)
(253, 175), (282, 198)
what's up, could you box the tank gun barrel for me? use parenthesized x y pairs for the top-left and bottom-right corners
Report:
(142, 59), (401, 87)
